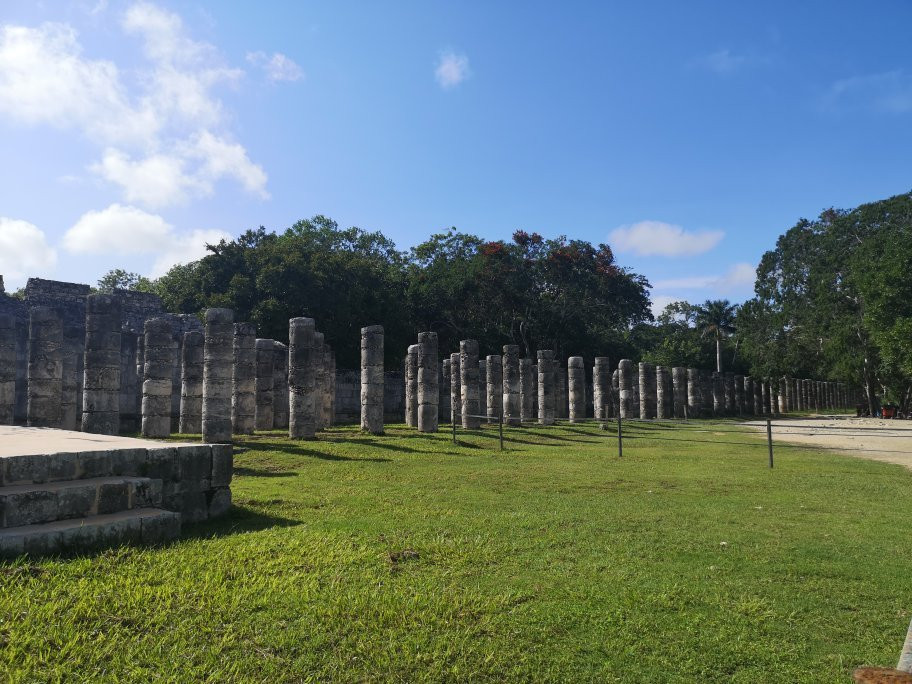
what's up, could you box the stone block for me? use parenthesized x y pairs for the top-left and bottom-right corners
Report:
(2, 454), (49, 485)
(108, 448), (147, 477)
(207, 487), (232, 518)
(181, 491), (209, 523)
(78, 450), (112, 479)
(132, 478), (163, 508)
(3, 489), (57, 527)
(210, 444), (233, 487)
(97, 481), (129, 514)
(141, 448), (179, 481)
(177, 445), (211, 482)
(140, 510), (181, 544)
(56, 483), (96, 520)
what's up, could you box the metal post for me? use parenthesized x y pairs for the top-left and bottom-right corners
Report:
(617, 415), (623, 458)
(767, 418), (773, 468)
(499, 412), (504, 451)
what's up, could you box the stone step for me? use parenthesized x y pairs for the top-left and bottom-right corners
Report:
(0, 476), (162, 528)
(0, 508), (180, 558)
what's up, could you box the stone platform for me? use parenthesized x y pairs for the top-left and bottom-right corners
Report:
(0, 426), (232, 558)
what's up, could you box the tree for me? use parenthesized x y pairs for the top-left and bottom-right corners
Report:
(96, 269), (155, 293)
(694, 299), (738, 372)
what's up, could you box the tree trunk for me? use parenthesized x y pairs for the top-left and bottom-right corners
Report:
(716, 336), (722, 373)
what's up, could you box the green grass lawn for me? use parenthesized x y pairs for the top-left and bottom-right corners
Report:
(2, 419), (911, 682)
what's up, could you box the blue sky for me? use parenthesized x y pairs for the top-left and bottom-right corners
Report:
(1, 1), (910, 313)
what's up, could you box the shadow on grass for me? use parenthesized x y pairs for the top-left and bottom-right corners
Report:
(233, 466), (298, 478)
(249, 441), (392, 463)
(319, 436), (425, 454)
(181, 504), (302, 541)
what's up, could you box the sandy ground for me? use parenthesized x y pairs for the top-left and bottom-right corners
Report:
(744, 416), (912, 469)
(0, 426), (196, 457)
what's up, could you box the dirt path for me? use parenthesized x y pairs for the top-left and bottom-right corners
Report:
(744, 416), (912, 469)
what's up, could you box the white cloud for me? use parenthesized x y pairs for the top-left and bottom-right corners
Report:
(151, 228), (230, 276)
(435, 51), (470, 89)
(61, 204), (231, 276)
(0, 217), (58, 287)
(652, 262), (755, 291)
(246, 51), (303, 82)
(610, 221), (724, 257)
(63, 204), (174, 254)
(695, 49), (746, 75)
(0, 4), (268, 209)
(826, 70), (912, 114)
(650, 295), (679, 317)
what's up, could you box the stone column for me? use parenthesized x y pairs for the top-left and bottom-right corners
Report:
(611, 368), (620, 417)
(532, 364), (539, 419)
(60, 314), (81, 432)
(671, 367), (686, 419)
(313, 332), (326, 429)
(556, 364), (569, 420)
(761, 379), (771, 416)
(81, 294), (121, 435)
(449, 352), (461, 424)
(486, 354), (503, 422)
(656, 366), (669, 419)
(118, 332), (139, 433)
(478, 359), (487, 420)
(712, 372), (723, 417)
(180, 330), (204, 433)
(460, 340), (480, 429)
(202, 308), (234, 444)
(141, 317), (172, 438)
(537, 350), (555, 425)
(135, 333), (144, 426)
(405, 344), (418, 428)
(0, 313), (15, 425)
(255, 339), (275, 431)
(289, 317), (317, 439)
(742, 376), (753, 416)
(319, 342), (332, 429)
(593, 357), (611, 421)
(618, 359), (634, 419)
(638, 362), (656, 419)
(360, 325), (384, 434)
(27, 307), (62, 428)
(231, 323), (256, 435)
(753, 378), (763, 416)
(686, 368), (700, 419)
(274, 342), (290, 429)
(568, 356), (585, 423)
(519, 357), (534, 422)
(631, 365), (641, 418)
(503, 345), (521, 425)
(724, 373), (735, 415)
(417, 331), (439, 432)
(441, 358), (452, 424)
(733, 375), (744, 415)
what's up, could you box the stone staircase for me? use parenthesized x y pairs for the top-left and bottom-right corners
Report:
(0, 439), (233, 558)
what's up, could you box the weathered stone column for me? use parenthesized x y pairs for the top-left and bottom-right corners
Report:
(405, 344), (418, 428)
(289, 317), (317, 439)
(180, 330), (204, 433)
(486, 354), (503, 422)
(686, 368), (700, 419)
(329, 349), (336, 424)
(671, 367), (685, 419)
(732, 374), (743, 415)
(742, 376), (753, 416)
(449, 352), (461, 424)
(532, 364), (539, 418)
(753, 378), (762, 415)
(478, 359), (487, 420)
(761, 379), (771, 416)
(556, 365), (569, 420)
(81, 294), (121, 434)
(135, 333), (144, 425)
(441, 358), (452, 424)
(417, 331), (439, 432)
(319, 341), (332, 429)
(255, 338), (275, 431)
(274, 342), (289, 429)
(618, 359), (634, 419)
(202, 308), (234, 444)
(503, 345), (521, 425)
(631, 365), (641, 418)
(313, 332), (326, 429)
(724, 373), (735, 415)
(231, 323), (256, 435)
(519, 357), (534, 422)
(360, 325), (384, 434)
(568, 356), (585, 423)
(537, 350), (555, 425)
(638, 362), (656, 419)
(27, 307), (62, 428)
(0, 313), (15, 425)
(141, 317), (172, 438)
(655, 366), (669, 419)
(460, 340), (480, 429)
(593, 357), (611, 421)
(711, 372), (723, 417)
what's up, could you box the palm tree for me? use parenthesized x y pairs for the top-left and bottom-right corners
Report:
(694, 299), (738, 372)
